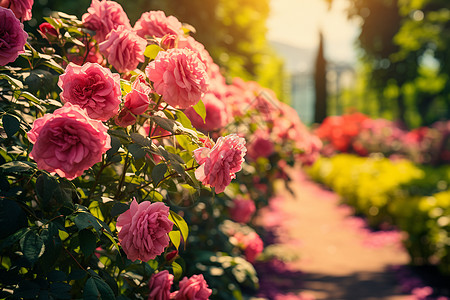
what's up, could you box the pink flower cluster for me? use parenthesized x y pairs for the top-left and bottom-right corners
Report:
(148, 271), (212, 300)
(27, 103), (111, 180)
(116, 199), (173, 262)
(193, 134), (246, 194)
(0, 7), (28, 66)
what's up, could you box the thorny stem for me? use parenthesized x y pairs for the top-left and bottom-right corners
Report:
(115, 152), (131, 200)
(87, 158), (110, 202)
(128, 166), (198, 195)
(63, 246), (87, 272)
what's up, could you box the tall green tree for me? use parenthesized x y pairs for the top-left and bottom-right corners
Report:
(325, 0), (450, 127)
(314, 31), (328, 123)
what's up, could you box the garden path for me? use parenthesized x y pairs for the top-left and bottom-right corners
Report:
(257, 165), (411, 300)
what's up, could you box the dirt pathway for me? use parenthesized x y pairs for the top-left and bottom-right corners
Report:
(258, 166), (411, 300)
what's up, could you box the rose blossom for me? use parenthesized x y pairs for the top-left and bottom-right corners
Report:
(82, 0), (131, 43)
(116, 199), (173, 262)
(148, 270), (174, 300)
(27, 103), (111, 180)
(177, 36), (214, 75)
(0, 7), (28, 66)
(124, 75), (152, 115)
(99, 25), (146, 73)
(0, 0), (33, 21)
(229, 196), (256, 224)
(246, 130), (274, 161)
(146, 48), (209, 109)
(134, 10), (184, 39)
(193, 134), (246, 193)
(171, 274), (212, 300)
(58, 62), (121, 121)
(184, 93), (230, 133)
(234, 232), (263, 263)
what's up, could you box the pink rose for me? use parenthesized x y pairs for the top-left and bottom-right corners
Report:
(116, 199), (173, 262)
(82, 0), (131, 43)
(234, 232), (263, 263)
(146, 48), (209, 109)
(58, 62), (121, 121)
(124, 75), (152, 115)
(134, 10), (184, 39)
(246, 130), (274, 161)
(115, 107), (136, 127)
(184, 93), (230, 133)
(171, 274), (212, 300)
(177, 36), (214, 75)
(27, 103), (111, 180)
(0, 7), (28, 66)
(193, 134), (246, 193)
(148, 270), (174, 300)
(99, 25), (146, 73)
(0, 0), (33, 21)
(229, 195), (256, 224)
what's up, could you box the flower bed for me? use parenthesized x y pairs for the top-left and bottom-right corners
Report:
(0, 1), (320, 299)
(306, 154), (450, 275)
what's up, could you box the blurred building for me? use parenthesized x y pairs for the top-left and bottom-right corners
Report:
(270, 41), (355, 125)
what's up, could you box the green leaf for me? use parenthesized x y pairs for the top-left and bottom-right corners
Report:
(171, 261), (183, 281)
(152, 163), (168, 186)
(175, 110), (193, 128)
(2, 115), (20, 138)
(110, 202), (129, 217)
(106, 136), (121, 160)
(175, 135), (197, 152)
(0, 74), (23, 89)
(150, 116), (178, 133)
(148, 190), (164, 202)
(0, 161), (36, 175)
(83, 276), (116, 300)
(35, 173), (58, 208)
(128, 144), (146, 160)
(20, 230), (45, 266)
(144, 45), (163, 60)
(130, 133), (152, 147)
(74, 212), (102, 233)
(50, 282), (72, 299)
(193, 99), (206, 123)
(169, 211), (189, 244)
(102, 230), (120, 254)
(0, 199), (27, 239)
(79, 229), (97, 257)
(0, 227), (29, 250)
(168, 230), (181, 250)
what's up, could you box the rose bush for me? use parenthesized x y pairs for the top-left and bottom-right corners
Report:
(0, 2), (321, 299)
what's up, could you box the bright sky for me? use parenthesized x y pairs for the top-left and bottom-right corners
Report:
(267, 0), (360, 63)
